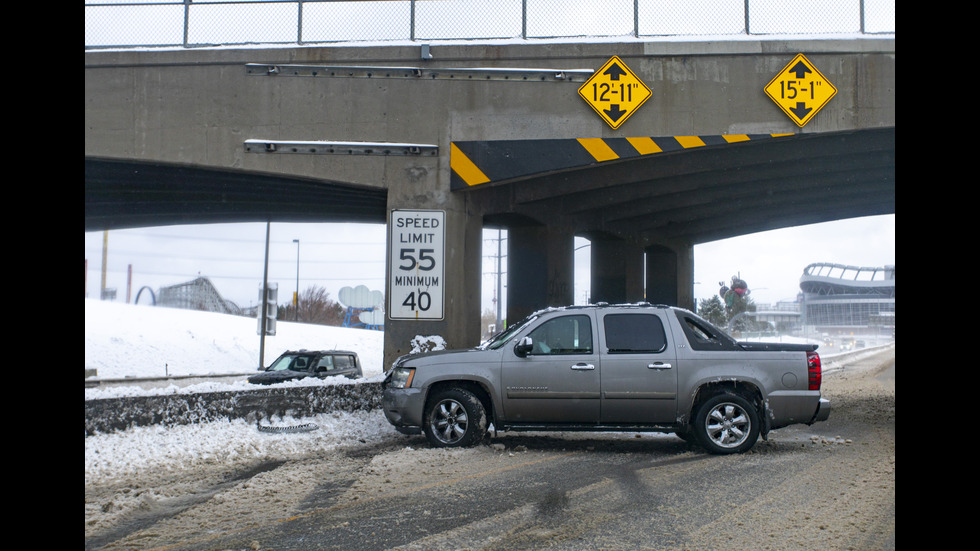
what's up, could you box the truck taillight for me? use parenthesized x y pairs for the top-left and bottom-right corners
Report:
(807, 350), (822, 390)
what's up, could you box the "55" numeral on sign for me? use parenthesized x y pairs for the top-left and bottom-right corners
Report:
(398, 248), (436, 271)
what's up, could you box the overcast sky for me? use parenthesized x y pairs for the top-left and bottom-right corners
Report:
(84, 213), (894, 316)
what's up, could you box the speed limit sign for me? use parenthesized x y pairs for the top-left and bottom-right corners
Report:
(388, 210), (445, 320)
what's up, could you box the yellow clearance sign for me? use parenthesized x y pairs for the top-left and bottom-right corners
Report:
(764, 54), (837, 127)
(578, 56), (652, 129)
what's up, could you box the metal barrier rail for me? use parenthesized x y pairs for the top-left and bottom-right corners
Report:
(85, 0), (895, 51)
(820, 341), (894, 373)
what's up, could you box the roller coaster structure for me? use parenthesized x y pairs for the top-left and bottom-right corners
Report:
(157, 277), (241, 315)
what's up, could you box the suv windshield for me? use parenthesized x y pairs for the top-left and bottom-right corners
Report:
(268, 354), (313, 371)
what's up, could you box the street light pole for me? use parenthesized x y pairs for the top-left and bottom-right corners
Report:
(292, 238), (300, 321)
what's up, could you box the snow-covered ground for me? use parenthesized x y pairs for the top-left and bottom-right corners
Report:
(85, 299), (405, 483)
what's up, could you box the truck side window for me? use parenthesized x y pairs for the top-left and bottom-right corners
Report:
(603, 313), (667, 353)
(679, 314), (740, 351)
(526, 315), (593, 355)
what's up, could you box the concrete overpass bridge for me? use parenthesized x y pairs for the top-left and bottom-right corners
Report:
(84, 38), (895, 368)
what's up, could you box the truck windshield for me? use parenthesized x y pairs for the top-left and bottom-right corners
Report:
(479, 315), (537, 350)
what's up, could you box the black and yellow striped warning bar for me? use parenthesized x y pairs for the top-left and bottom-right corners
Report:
(450, 134), (794, 190)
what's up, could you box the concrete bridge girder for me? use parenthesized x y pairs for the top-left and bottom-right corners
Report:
(85, 40), (894, 192)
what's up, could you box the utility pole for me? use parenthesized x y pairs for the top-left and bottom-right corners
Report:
(293, 238), (300, 321)
(495, 229), (503, 331)
(259, 222), (271, 370)
(101, 230), (108, 299)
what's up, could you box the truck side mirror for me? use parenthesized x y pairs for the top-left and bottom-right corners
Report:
(514, 336), (533, 358)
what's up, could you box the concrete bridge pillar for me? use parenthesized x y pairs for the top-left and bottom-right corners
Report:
(588, 234), (645, 304)
(645, 242), (695, 311)
(506, 223), (575, 324)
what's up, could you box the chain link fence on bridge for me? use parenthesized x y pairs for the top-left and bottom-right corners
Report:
(85, 0), (894, 50)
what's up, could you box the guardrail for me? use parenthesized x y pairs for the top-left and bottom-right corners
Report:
(820, 341), (894, 373)
(85, 371), (252, 389)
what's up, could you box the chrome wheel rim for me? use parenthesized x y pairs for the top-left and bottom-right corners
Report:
(429, 398), (469, 445)
(704, 402), (751, 449)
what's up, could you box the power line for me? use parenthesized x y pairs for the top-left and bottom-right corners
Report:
(93, 229), (386, 246)
(83, 248), (384, 265)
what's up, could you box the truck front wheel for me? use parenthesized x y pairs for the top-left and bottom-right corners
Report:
(422, 388), (487, 448)
(694, 393), (760, 454)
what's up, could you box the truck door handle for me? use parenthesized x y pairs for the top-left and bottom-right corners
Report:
(571, 363), (595, 370)
(648, 362), (672, 369)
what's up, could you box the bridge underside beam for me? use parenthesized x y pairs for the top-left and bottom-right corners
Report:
(84, 158), (388, 231)
(463, 127), (894, 245)
(468, 128), (892, 314)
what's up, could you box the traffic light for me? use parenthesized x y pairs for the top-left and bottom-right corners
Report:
(257, 283), (278, 336)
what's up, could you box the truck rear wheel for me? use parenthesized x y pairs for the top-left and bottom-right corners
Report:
(694, 393), (760, 454)
(422, 388), (487, 448)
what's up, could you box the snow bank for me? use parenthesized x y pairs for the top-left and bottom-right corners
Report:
(85, 299), (385, 394)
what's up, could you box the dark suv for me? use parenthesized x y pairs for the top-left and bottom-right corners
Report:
(248, 350), (362, 385)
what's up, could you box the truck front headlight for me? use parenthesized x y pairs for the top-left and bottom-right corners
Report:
(388, 367), (416, 389)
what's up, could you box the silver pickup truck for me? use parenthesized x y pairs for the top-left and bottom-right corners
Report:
(382, 303), (830, 454)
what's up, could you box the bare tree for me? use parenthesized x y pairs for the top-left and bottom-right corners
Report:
(282, 285), (345, 326)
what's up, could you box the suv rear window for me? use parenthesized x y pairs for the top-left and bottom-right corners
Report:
(603, 313), (667, 353)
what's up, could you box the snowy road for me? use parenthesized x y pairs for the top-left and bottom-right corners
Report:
(84, 347), (894, 550)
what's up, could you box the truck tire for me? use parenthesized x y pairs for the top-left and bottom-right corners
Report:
(423, 387), (487, 448)
(693, 393), (760, 454)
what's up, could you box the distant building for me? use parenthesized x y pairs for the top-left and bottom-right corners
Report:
(799, 263), (894, 332)
(750, 301), (802, 332)
(157, 276), (242, 315)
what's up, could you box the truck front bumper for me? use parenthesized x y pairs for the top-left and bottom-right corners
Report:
(381, 387), (425, 429)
